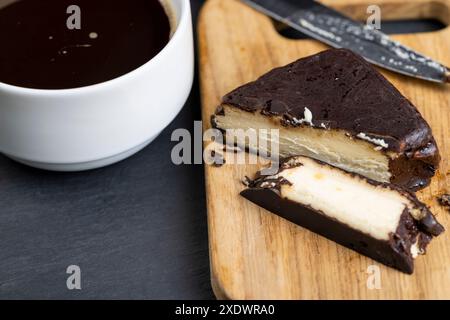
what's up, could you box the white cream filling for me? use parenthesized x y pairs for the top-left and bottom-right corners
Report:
(410, 240), (424, 258)
(292, 107), (313, 126)
(357, 133), (389, 149)
(215, 106), (392, 182)
(275, 157), (411, 241)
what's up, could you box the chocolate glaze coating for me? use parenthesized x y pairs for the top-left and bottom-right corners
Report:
(242, 157), (444, 274)
(242, 187), (422, 274)
(219, 49), (440, 190)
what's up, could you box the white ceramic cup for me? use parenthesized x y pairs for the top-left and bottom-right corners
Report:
(0, 0), (194, 171)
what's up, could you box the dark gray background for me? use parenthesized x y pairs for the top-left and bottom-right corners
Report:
(0, 0), (444, 299)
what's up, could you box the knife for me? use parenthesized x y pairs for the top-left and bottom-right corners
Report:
(242, 0), (450, 83)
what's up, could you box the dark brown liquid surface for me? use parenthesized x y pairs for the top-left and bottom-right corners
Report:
(0, 0), (171, 89)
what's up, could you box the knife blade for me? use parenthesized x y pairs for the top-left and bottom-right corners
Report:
(242, 0), (450, 83)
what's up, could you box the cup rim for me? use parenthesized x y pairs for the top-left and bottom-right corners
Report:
(0, 0), (189, 95)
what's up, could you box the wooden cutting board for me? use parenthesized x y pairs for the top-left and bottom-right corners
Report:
(198, 0), (450, 299)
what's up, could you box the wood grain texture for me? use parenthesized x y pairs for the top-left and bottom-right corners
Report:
(198, 0), (450, 299)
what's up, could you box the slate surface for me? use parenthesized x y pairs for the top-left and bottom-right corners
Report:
(0, 0), (444, 299)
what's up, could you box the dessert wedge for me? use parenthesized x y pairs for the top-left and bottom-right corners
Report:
(213, 49), (440, 191)
(241, 156), (444, 274)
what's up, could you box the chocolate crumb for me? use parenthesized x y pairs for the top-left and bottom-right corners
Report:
(247, 176), (292, 191)
(210, 150), (225, 167)
(438, 194), (450, 211)
(280, 158), (304, 170)
(242, 176), (252, 187)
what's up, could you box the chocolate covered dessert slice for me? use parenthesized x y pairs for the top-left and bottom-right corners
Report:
(213, 49), (440, 191)
(242, 156), (444, 274)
